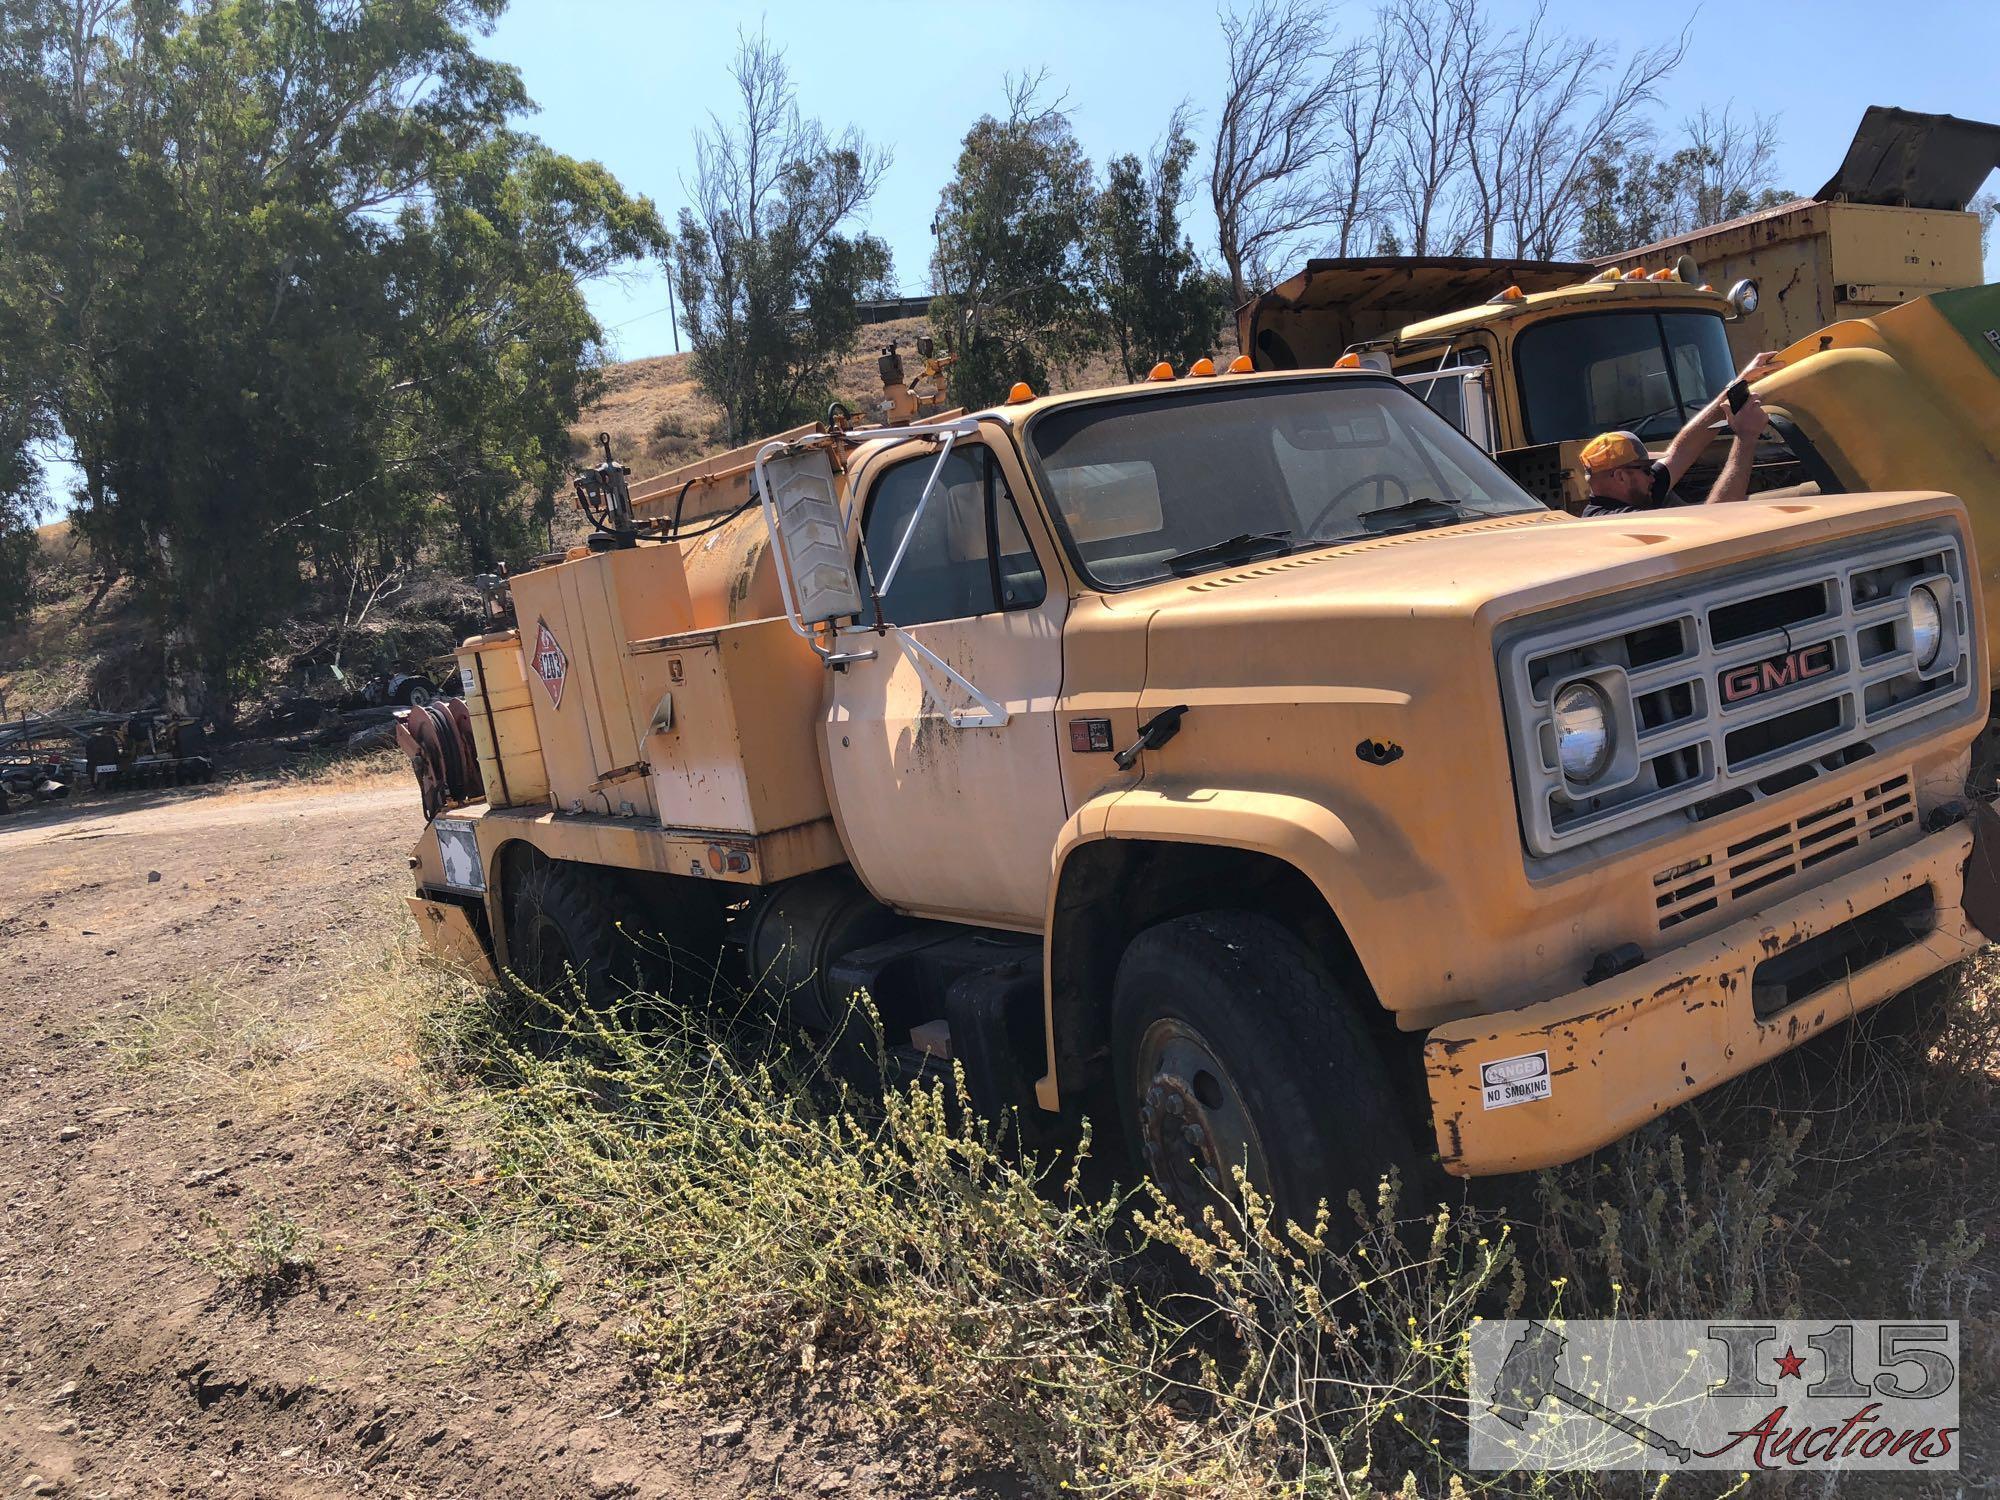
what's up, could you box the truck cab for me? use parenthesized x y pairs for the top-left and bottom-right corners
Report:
(1239, 256), (1794, 510)
(406, 366), (1994, 1230)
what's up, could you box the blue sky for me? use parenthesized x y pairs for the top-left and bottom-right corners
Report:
(29, 0), (2000, 517)
(485, 0), (2000, 364)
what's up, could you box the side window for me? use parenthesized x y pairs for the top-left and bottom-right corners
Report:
(860, 447), (1047, 627)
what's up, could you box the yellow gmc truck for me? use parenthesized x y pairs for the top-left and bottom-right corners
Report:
(406, 364), (1995, 1226)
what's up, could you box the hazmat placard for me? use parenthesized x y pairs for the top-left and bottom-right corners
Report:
(533, 619), (568, 709)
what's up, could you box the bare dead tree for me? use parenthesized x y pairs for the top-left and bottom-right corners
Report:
(1508, 31), (1688, 257)
(1379, 0), (1481, 255)
(1208, 0), (1350, 304)
(1460, 1), (1609, 256)
(1675, 105), (1783, 226)
(671, 28), (891, 441)
(1327, 14), (1397, 257)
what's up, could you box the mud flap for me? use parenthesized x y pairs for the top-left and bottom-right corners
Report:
(1960, 801), (2000, 944)
(406, 894), (497, 985)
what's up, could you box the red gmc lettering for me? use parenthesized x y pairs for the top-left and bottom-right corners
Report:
(1721, 642), (1834, 704)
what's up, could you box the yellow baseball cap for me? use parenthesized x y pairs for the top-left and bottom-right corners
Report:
(1579, 431), (1649, 472)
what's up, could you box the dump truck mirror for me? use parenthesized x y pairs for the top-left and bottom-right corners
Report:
(758, 444), (866, 630)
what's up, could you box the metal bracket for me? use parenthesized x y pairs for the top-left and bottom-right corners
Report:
(755, 418), (983, 648)
(892, 629), (1009, 728)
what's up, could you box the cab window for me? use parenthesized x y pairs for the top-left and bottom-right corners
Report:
(860, 446), (1047, 627)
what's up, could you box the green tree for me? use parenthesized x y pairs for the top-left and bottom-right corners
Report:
(930, 76), (1100, 407)
(0, 0), (660, 714)
(668, 30), (891, 445)
(1576, 112), (1790, 259)
(1092, 112), (1229, 382)
(385, 136), (668, 567)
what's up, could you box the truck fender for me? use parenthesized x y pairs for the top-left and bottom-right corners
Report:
(1036, 785), (1425, 1111)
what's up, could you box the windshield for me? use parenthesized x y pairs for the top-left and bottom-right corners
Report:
(1515, 311), (1735, 444)
(1028, 377), (1544, 589)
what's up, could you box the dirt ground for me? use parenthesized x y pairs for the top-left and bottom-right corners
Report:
(0, 771), (995, 1499)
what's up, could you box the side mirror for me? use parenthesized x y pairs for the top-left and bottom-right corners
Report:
(1725, 278), (1760, 319)
(759, 444), (865, 630)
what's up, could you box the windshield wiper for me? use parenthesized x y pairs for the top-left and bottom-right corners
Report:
(1308, 496), (1500, 545)
(1164, 529), (1293, 576)
(1356, 497), (1476, 532)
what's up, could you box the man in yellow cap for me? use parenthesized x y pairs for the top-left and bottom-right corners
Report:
(1579, 352), (1781, 516)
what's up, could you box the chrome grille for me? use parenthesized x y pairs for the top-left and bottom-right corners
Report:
(1653, 771), (1917, 931)
(1501, 525), (1976, 861)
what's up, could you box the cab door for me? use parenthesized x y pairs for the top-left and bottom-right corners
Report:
(822, 438), (1069, 929)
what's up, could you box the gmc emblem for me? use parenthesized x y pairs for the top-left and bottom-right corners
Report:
(1720, 641), (1835, 704)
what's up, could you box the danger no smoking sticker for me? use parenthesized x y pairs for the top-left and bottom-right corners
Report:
(533, 619), (568, 709)
(1481, 1050), (1551, 1110)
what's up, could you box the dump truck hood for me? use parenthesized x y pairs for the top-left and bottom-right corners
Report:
(1756, 285), (2000, 607)
(1125, 493), (1968, 642)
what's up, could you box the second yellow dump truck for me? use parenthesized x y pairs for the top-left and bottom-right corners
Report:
(407, 365), (1996, 1227)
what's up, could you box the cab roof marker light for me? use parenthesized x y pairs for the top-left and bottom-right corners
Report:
(1186, 357), (1217, 377)
(1594, 267), (1623, 282)
(1488, 285), (1525, 302)
(1226, 354), (1254, 373)
(1648, 268), (1675, 281)
(1334, 352), (1362, 369)
(1147, 361), (1176, 381)
(1004, 381), (1036, 404)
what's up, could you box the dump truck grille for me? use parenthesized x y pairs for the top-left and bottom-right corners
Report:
(1652, 770), (1916, 931)
(1500, 525), (1975, 862)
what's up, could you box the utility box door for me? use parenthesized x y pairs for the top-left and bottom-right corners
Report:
(634, 617), (831, 836)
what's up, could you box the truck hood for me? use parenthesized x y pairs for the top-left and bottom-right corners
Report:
(1119, 492), (1968, 639)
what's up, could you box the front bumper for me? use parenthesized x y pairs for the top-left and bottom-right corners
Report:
(1425, 814), (1988, 1176)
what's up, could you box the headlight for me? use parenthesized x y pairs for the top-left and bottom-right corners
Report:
(1727, 278), (1759, 316)
(1553, 681), (1613, 782)
(1908, 585), (1943, 670)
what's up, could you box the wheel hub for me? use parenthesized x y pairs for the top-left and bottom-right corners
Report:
(1133, 1019), (1269, 1221)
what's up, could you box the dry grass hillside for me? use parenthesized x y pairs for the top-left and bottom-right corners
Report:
(4, 326), (1137, 717)
(576, 317), (1130, 483)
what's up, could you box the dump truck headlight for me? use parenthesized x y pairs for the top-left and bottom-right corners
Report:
(1553, 681), (1613, 782)
(1726, 278), (1759, 316)
(1908, 585), (1943, 670)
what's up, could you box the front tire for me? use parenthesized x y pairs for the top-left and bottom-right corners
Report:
(1111, 911), (1417, 1234)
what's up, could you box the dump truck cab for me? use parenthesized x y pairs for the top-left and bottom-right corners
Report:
(406, 364), (1995, 1229)
(1239, 256), (1786, 510)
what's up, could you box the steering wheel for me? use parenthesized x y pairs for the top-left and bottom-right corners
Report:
(1304, 471), (1411, 537)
